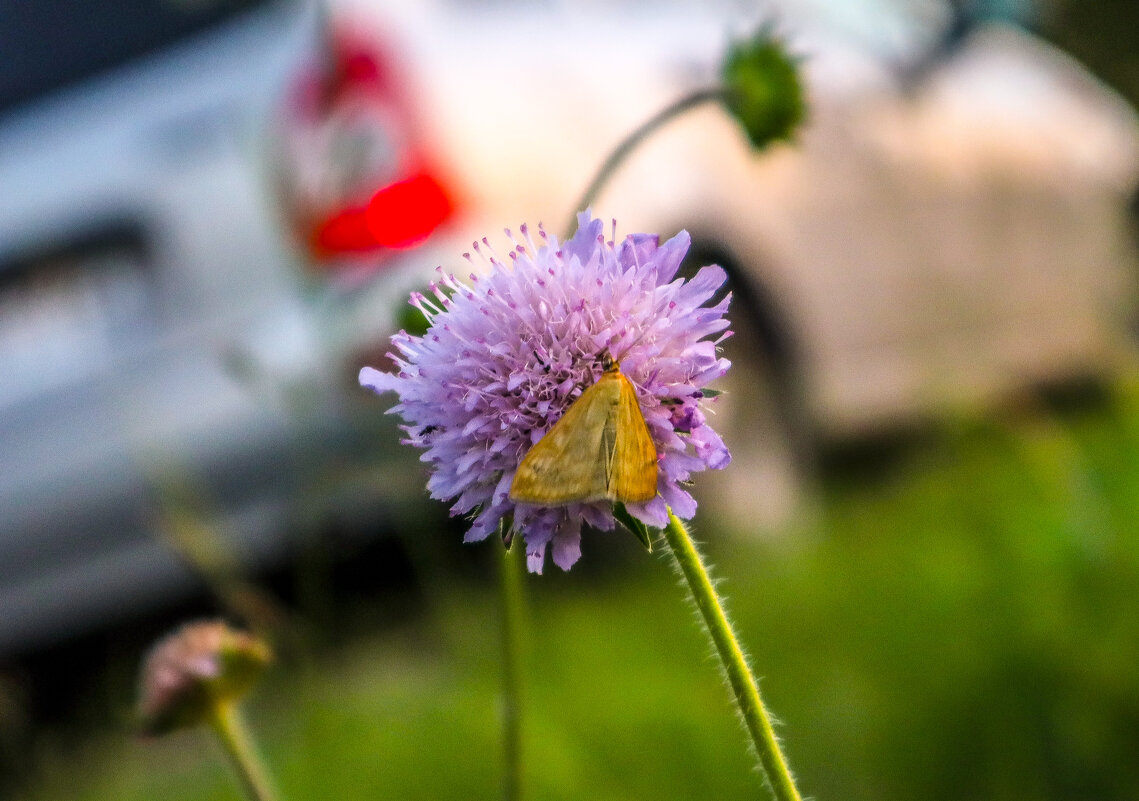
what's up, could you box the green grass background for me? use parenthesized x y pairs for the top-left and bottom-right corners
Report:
(16, 380), (1139, 801)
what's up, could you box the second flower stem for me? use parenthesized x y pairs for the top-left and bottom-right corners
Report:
(662, 512), (802, 801)
(499, 539), (527, 801)
(207, 701), (277, 801)
(566, 87), (727, 236)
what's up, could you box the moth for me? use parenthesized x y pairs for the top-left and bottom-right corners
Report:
(509, 358), (658, 505)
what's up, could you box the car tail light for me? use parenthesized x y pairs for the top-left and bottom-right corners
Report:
(280, 22), (457, 270)
(312, 170), (454, 257)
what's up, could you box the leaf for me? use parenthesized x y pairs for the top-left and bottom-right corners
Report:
(614, 503), (655, 552)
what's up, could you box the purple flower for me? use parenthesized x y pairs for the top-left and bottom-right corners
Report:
(360, 211), (731, 573)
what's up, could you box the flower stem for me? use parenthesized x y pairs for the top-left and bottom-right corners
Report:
(207, 701), (278, 801)
(662, 512), (802, 801)
(566, 87), (728, 236)
(498, 540), (528, 801)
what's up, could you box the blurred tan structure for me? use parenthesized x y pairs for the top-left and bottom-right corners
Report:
(360, 1), (1139, 526)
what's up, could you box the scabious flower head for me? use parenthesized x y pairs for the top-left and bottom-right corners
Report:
(360, 211), (732, 573)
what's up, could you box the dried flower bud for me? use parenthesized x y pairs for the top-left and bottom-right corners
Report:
(137, 620), (272, 736)
(721, 27), (805, 151)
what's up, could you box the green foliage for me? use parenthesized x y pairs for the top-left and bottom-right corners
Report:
(395, 282), (454, 337)
(396, 295), (431, 337)
(613, 502), (654, 552)
(749, 384), (1139, 801)
(22, 382), (1139, 800)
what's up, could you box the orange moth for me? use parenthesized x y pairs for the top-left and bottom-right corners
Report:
(509, 358), (658, 505)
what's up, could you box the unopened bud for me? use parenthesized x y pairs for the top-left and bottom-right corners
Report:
(721, 28), (806, 151)
(137, 620), (272, 736)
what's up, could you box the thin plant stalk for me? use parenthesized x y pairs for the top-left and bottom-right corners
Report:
(498, 540), (527, 801)
(566, 87), (728, 235)
(662, 512), (802, 801)
(207, 701), (278, 801)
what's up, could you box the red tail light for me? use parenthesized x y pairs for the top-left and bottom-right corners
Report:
(367, 171), (454, 248)
(282, 22), (457, 268)
(311, 170), (454, 257)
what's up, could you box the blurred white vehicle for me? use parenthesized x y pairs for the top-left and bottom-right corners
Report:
(358, 0), (1139, 526)
(3, 0), (1137, 657)
(0, 0), (459, 657)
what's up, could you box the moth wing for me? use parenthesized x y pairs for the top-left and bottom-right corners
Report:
(509, 376), (619, 505)
(607, 373), (658, 503)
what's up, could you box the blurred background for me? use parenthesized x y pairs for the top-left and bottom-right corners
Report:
(2, 0), (1139, 799)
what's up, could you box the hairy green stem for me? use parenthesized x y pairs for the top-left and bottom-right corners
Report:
(566, 87), (728, 236)
(207, 702), (277, 801)
(662, 512), (802, 801)
(499, 541), (528, 801)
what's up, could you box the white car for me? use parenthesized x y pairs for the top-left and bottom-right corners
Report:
(3, 0), (1136, 657)
(0, 0), (458, 658)
(356, 0), (1139, 526)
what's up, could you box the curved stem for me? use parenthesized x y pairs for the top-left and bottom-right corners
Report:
(566, 87), (728, 237)
(499, 541), (528, 801)
(662, 512), (802, 801)
(207, 702), (278, 801)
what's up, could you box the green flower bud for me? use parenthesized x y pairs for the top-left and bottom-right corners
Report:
(137, 620), (272, 736)
(721, 28), (806, 151)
